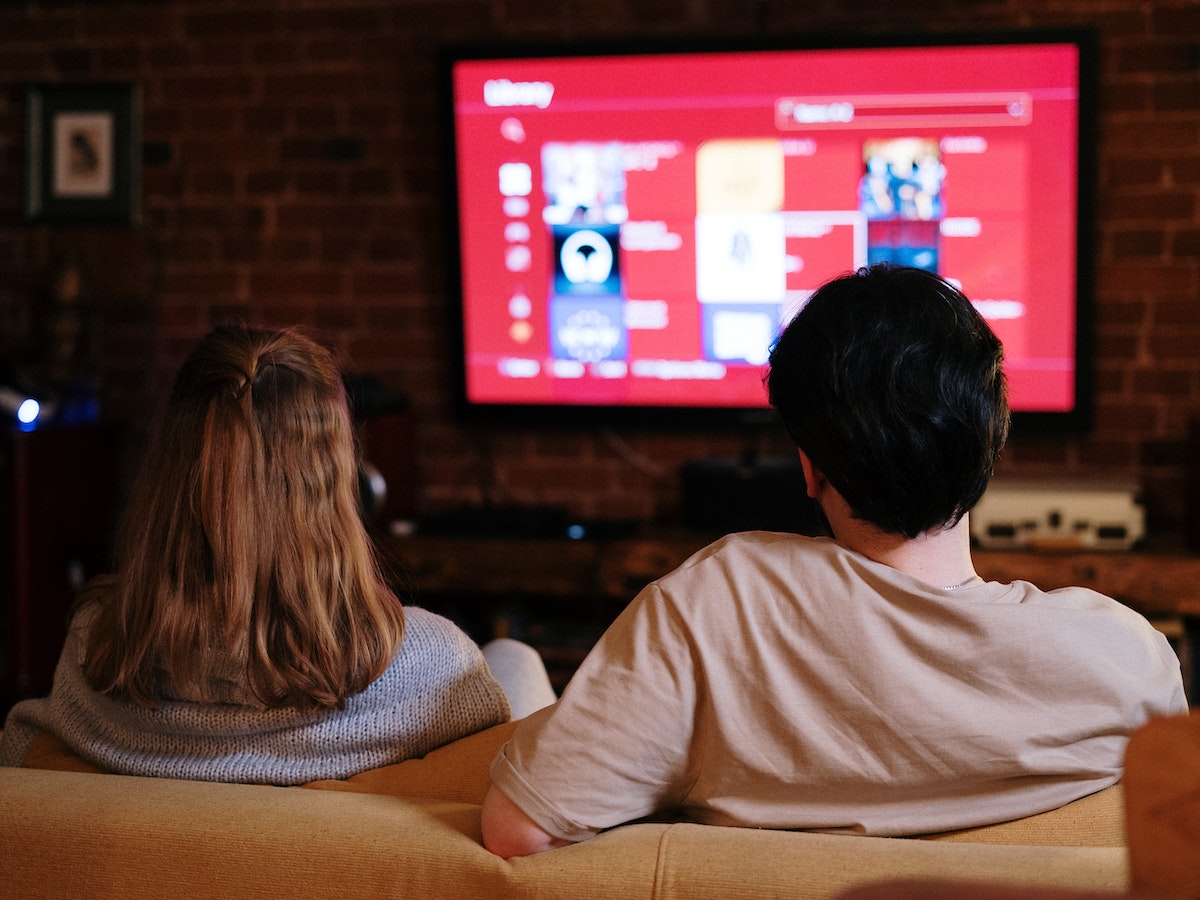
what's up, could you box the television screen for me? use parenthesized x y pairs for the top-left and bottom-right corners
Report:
(439, 30), (1095, 431)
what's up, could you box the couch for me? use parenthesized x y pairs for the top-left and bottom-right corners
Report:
(0, 719), (1134, 899)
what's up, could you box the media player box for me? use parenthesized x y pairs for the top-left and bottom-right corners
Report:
(680, 457), (821, 535)
(970, 478), (1145, 551)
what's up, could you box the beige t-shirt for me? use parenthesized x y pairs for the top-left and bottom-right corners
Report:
(490, 532), (1187, 841)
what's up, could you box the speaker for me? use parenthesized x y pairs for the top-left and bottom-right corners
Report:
(358, 409), (417, 527)
(345, 375), (417, 528)
(680, 456), (821, 535)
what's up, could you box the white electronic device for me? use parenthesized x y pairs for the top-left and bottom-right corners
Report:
(970, 478), (1145, 551)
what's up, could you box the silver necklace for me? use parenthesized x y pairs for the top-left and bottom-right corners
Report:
(939, 575), (980, 591)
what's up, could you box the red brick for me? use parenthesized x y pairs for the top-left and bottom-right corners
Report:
(1132, 368), (1195, 396)
(1114, 40), (1200, 75)
(1112, 230), (1168, 257)
(1152, 5), (1200, 35)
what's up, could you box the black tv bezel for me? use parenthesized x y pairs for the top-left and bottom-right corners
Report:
(436, 27), (1097, 436)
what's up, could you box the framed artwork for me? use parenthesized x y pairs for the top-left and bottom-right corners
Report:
(24, 83), (141, 226)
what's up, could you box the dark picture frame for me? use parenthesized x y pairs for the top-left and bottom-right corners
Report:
(24, 82), (141, 226)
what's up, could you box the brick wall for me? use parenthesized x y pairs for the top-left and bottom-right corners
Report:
(0, 0), (1197, 530)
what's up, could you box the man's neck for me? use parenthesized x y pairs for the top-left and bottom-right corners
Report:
(827, 506), (978, 590)
(798, 450), (978, 589)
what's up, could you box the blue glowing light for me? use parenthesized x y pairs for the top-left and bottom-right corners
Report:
(16, 398), (40, 425)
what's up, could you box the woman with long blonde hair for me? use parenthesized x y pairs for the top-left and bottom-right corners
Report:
(0, 325), (548, 783)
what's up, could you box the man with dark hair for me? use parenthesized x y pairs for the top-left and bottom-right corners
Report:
(768, 263), (1008, 539)
(482, 264), (1187, 859)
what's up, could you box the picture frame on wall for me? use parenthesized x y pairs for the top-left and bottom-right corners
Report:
(24, 82), (141, 226)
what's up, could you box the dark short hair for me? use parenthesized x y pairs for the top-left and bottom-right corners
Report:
(767, 264), (1009, 537)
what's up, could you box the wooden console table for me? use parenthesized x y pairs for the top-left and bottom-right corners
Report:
(376, 531), (1200, 698)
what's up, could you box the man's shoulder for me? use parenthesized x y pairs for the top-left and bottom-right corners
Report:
(651, 531), (841, 601)
(1002, 579), (1133, 613)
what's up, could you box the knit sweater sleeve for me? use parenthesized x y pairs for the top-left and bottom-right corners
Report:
(0, 615), (91, 770)
(358, 606), (513, 759)
(0, 606), (510, 784)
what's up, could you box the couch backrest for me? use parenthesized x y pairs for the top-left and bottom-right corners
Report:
(0, 766), (514, 900)
(0, 765), (1129, 900)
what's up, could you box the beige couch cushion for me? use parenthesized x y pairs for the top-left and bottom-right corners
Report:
(507, 820), (1126, 900)
(918, 785), (1125, 847)
(836, 879), (1128, 898)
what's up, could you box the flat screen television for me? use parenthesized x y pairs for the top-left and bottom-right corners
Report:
(439, 29), (1095, 433)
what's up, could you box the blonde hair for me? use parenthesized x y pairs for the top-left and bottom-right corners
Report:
(82, 325), (405, 710)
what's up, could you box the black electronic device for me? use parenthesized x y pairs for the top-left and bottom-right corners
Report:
(680, 456), (822, 535)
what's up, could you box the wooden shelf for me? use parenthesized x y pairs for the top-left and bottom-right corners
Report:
(974, 546), (1200, 618)
(379, 531), (1200, 617)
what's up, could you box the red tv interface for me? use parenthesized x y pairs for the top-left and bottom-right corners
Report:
(443, 32), (1093, 425)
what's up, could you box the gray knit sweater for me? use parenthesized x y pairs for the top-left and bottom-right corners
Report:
(0, 606), (510, 784)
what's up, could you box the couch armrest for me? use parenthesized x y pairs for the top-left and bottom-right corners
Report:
(1123, 711), (1200, 896)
